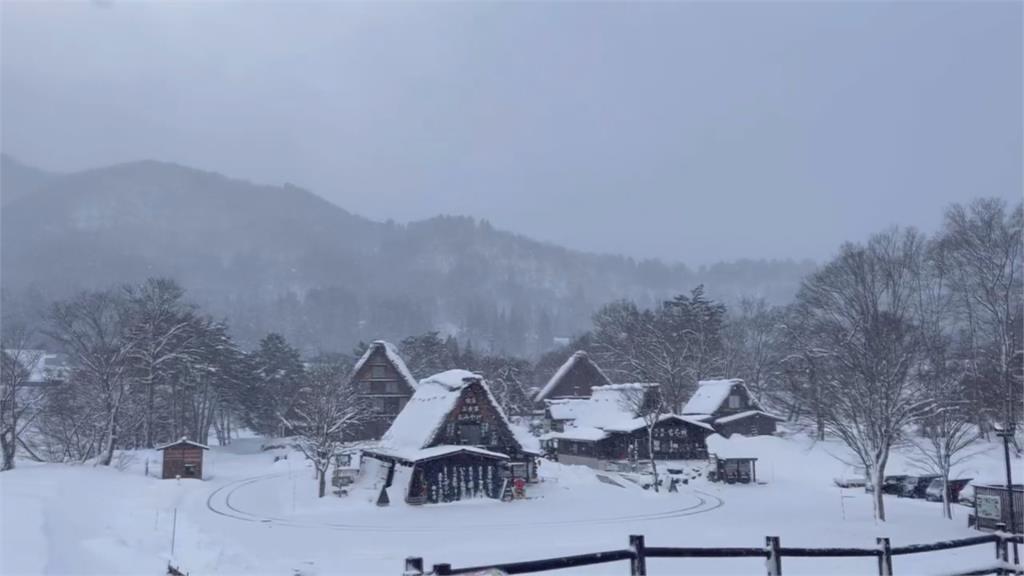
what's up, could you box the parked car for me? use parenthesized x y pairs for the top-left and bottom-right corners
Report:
(866, 475), (910, 494)
(898, 475), (941, 498)
(924, 477), (973, 502)
(833, 466), (868, 488)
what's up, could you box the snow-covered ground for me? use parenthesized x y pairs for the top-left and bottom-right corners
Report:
(0, 433), (1015, 575)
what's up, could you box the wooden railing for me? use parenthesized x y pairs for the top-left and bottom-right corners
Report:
(404, 526), (1023, 576)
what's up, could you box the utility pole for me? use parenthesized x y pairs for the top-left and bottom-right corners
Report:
(996, 423), (1018, 565)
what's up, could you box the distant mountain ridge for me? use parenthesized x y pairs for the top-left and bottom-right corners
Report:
(0, 155), (815, 355)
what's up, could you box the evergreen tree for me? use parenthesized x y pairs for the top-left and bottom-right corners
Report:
(243, 333), (306, 437)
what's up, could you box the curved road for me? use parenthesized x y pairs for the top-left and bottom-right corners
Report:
(206, 472), (725, 533)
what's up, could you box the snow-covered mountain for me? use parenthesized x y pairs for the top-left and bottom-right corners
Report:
(0, 156), (814, 353)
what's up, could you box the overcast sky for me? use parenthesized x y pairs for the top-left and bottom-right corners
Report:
(2, 1), (1020, 265)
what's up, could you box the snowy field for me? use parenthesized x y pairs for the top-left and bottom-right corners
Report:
(0, 433), (1014, 576)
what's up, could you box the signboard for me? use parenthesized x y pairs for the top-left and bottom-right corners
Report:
(976, 494), (1002, 520)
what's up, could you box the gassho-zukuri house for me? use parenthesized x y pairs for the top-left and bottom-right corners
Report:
(682, 378), (783, 437)
(347, 340), (419, 441)
(362, 370), (541, 504)
(533, 350), (612, 403)
(542, 383), (714, 471)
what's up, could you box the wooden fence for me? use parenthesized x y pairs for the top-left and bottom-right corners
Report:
(404, 525), (1023, 576)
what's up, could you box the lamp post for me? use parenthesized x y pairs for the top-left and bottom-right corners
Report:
(996, 423), (1019, 565)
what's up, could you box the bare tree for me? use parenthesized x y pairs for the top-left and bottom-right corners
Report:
(939, 199), (1023, 433)
(618, 384), (666, 492)
(723, 297), (786, 408)
(0, 327), (47, 470)
(48, 291), (135, 466)
(796, 229), (931, 521)
(592, 288), (727, 412)
(281, 363), (371, 497)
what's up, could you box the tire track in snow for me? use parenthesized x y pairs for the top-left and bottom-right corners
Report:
(206, 473), (724, 533)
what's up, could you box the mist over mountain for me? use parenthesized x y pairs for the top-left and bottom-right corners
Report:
(0, 155), (815, 355)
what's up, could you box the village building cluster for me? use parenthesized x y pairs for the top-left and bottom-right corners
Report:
(334, 343), (782, 505)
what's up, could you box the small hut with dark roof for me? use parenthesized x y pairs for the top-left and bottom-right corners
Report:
(534, 351), (612, 403)
(156, 437), (209, 480)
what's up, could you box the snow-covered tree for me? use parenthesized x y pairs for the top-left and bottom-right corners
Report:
(618, 384), (666, 493)
(282, 362), (371, 497)
(48, 290), (137, 467)
(796, 229), (931, 521)
(938, 199), (1023, 433)
(399, 332), (455, 379)
(243, 333), (305, 437)
(0, 328), (46, 470)
(122, 278), (203, 448)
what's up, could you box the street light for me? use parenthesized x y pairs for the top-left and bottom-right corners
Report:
(995, 423), (1019, 565)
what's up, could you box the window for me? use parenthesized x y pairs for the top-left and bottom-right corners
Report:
(459, 423), (482, 445)
(510, 463), (527, 479)
(727, 395), (742, 409)
(183, 464), (196, 477)
(653, 440), (662, 452)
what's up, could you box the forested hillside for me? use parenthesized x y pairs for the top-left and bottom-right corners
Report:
(1, 155), (814, 355)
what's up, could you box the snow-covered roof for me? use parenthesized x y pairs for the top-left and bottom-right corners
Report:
(547, 426), (609, 442)
(682, 379), (745, 415)
(377, 369), (538, 455)
(533, 351), (611, 402)
(546, 397), (592, 421)
(547, 383), (711, 441)
(349, 340), (418, 392)
(155, 437), (210, 451)
(569, 383), (655, 428)
(714, 410), (783, 425)
(603, 414), (716, 434)
(379, 370), (479, 451)
(510, 423), (542, 455)
(365, 445), (510, 464)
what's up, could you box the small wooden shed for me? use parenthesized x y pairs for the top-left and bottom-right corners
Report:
(156, 437), (209, 480)
(708, 454), (758, 484)
(972, 483), (1023, 532)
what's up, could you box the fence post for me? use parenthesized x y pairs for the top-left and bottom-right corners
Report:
(876, 537), (893, 576)
(766, 536), (782, 576)
(629, 534), (647, 576)
(432, 563), (452, 576)
(995, 522), (1009, 576)
(404, 557), (423, 575)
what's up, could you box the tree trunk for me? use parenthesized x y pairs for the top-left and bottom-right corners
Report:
(144, 367), (155, 448)
(1, 428), (15, 471)
(99, 421), (116, 466)
(318, 467), (327, 498)
(871, 461), (886, 521)
(941, 474), (952, 519)
(647, 428), (659, 493)
(98, 385), (124, 467)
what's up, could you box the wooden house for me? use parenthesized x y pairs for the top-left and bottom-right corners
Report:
(348, 341), (419, 441)
(156, 437), (209, 480)
(545, 384), (713, 471)
(363, 370), (541, 504)
(534, 351), (611, 403)
(682, 379), (782, 437)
